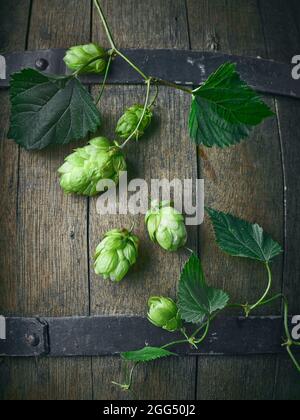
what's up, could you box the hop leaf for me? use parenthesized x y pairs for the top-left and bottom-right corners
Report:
(58, 137), (126, 197)
(178, 254), (229, 324)
(9, 69), (101, 150)
(94, 228), (139, 282)
(206, 207), (283, 263)
(121, 347), (176, 363)
(189, 63), (274, 148)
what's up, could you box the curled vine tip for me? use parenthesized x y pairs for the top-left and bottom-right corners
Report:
(111, 381), (131, 392)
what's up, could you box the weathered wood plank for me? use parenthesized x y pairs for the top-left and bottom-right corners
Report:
(259, 0), (300, 64)
(0, 358), (92, 401)
(0, 97), (20, 316)
(1, 0), (298, 401)
(23, 0), (92, 313)
(259, 0), (300, 400)
(1, 0), (93, 400)
(0, 0), (31, 313)
(0, 0), (31, 53)
(92, 356), (196, 400)
(187, 0), (284, 400)
(197, 356), (275, 401)
(90, 0), (197, 400)
(0, 0), (31, 401)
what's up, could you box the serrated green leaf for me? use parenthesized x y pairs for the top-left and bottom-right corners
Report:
(8, 68), (101, 150)
(178, 254), (229, 324)
(189, 63), (274, 148)
(207, 207), (283, 263)
(121, 347), (176, 362)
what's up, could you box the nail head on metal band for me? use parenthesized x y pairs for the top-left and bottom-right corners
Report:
(35, 58), (49, 71)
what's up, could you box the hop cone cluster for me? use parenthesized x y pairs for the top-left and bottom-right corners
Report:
(58, 137), (126, 197)
(145, 201), (187, 252)
(148, 297), (182, 332)
(64, 43), (108, 74)
(94, 229), (139, 282)
(116, 105), (153, 140)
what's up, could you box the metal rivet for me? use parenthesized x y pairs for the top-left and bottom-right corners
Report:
(26, 334), (40, 347)
(35, 58), (49, 71)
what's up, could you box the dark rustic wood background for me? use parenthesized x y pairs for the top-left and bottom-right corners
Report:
(0, 0), (300, 400)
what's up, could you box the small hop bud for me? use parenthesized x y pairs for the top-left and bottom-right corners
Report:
(94, 229), (139, 282)
(58, 137), (126, 197)
(116, 105), (153, 140)
(64, 43), (108, 74)
(148, 297), (182, 332)
(145, 201), (187, 252)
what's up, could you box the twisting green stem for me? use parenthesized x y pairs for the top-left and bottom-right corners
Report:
(283, 295), (291, 342)
(93, 0), (117, 50)
(190, 325), (206, 340)
(153, 78), (193, 94)
(286, 346), (300, 373)
(195, 318), (210, 345)
(181, 328), (190, 341)
(257, 293), (283, 307)
(180, 328), (198, 349)
(93, 0), (148, 79)
(281, 296), (300, 373)
(243, 283), (300, 374)
(127, 362), (139, 390)
(161, 339), (190, 349)
(93, 0), (195, 93)
(248, 262), (272, 315)
(185, 247), (195, 254)
(116, 50), (149, 81)
(95, 54), (112, 105)
(192, 312), (221, 339)
(120, 78), (152, 148)
(112, 362), (139, 391)
(148, 84), (159, 108)
(129, 221), (136, 233)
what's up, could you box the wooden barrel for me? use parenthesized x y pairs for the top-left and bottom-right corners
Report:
(0, 0), (299, 400)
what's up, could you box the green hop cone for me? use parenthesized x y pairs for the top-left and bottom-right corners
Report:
(94, 229), (139, 282)
(145, 201), (188, 252)
(148, 297), (182, 332)
(116, 105), (153, 140)
(64, 43), (108, 74)
(58, 137), (126, 197)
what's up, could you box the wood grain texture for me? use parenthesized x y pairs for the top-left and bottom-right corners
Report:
(197, 356), (275, 401)
(0, 0), (31, 53)
(93, 356), (196, 400)
(259, 0), (300, 399)
(1, 0), (299, 400)
(258, 0), (300, 64)
(0, 0), (31, 314)
(89, 86), (196, 316)
(22, 0), (91, 315)
(0, 95), (19, 315)
(90, 0), (197, 400)
(1, 0), (93, 400)
(187, 0), (284, 400)
(0, 358), (92, 400)
(0, 0), (30, 316)
(93, 0), (189, 49)
(0, 0), (31, 401)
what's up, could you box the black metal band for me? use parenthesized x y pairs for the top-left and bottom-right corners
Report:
(0, 48), (299, 99)
(0, 316), (299, 357)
